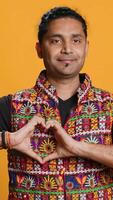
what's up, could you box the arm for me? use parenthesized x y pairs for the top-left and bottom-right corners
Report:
(73, 141), (113, 168)
(0, 95), (12, 149)
(43, 120), (113, 168)
(0, 95), (12, 131)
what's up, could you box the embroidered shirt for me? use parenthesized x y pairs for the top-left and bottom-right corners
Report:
(1, 70), (113, 200)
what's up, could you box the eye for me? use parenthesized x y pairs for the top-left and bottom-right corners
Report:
(50, 38), (62, 45)
(73, 39), (81, 44)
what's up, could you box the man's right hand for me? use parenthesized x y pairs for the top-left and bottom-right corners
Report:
(10, 115), (45, 164)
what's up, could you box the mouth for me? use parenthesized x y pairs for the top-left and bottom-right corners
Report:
(57, 58), (75, 64)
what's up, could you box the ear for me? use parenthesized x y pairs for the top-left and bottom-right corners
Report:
(35, 42), (42, 58)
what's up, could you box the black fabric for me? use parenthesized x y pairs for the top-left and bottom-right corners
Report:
(79, 73), (85, 84)
(0, 95), (12, 131)
(58, 94), (78, 126)
(57, 73), (85, 126)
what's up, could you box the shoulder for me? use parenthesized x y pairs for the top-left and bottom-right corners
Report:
(12, 88), (37, 102)
(0, 95), (12, 107)
(91, 86), (113, 102)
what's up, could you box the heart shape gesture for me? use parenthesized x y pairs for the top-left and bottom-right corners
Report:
(10, 115), (77, 164)
(43, 119), (77, 163)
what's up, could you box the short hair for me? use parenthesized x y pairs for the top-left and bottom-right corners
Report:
(38, 7), (87, 44)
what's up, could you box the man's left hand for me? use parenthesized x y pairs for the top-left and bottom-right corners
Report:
(43, 120), (77, 163)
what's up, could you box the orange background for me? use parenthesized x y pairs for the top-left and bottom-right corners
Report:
(0, 0), (113, 199)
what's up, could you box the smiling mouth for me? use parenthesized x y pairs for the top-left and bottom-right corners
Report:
(58, 59), (75, 64)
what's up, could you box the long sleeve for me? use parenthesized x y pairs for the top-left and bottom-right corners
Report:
(0, 95), (12, 131)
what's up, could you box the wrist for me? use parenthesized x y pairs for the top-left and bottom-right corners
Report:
(72, 141), (85, 157)
(0, 131), (12, 149)
(9, 132), (16, 148)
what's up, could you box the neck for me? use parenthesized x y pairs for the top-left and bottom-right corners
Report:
(47, 75), (80, 100)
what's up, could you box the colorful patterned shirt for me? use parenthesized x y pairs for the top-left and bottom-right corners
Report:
(6, 70), (113, 199)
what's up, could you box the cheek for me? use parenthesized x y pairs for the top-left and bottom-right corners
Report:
(47, 51), (58, 61)
(43, 52), (55, 66)
(78, 48), (87, 58)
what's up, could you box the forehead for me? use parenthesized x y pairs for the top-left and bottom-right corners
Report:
(46, 17), (85, 36)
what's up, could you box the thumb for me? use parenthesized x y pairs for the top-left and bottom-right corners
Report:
(25, 149), (43, 164)
(28, 130), (34, 137)
(42, 151), (58, 163)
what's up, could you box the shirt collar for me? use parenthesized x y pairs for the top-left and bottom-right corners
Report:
(35, 70), (92, 104)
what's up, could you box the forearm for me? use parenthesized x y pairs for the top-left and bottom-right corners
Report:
(74, 141), (113, 168)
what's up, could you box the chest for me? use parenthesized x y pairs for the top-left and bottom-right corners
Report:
(11, 98), (113, 149)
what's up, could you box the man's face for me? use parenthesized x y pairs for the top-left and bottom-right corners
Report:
(36, 17), (88, 80)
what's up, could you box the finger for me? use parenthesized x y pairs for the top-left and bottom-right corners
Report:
(29, 130), (34, 137)
(42, 151), (58, 163)
(26, 149), (43, 164)
(39, 119), (46, 128)
(20, 115), (45, 135)
(21, 115), (39, 133)
(36, 115), (46, 127)
(29, 115), (45, 128)
(29, 115), (41, 127)
(46, 120), (61, 129)
(36, 113), (43, 118)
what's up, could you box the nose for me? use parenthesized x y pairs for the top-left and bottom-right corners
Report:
(61, 41), (73, 54)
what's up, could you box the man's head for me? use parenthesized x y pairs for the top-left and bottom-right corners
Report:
(36, 7), (89, 81)
(38, 7), (87, 44)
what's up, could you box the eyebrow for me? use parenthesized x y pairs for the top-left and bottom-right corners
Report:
(48, 34), (63, 38)
(48, 33), (84, 39)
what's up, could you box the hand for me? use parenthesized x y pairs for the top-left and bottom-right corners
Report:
(10, 115), (46, 164)
(43, 120), (77, 163)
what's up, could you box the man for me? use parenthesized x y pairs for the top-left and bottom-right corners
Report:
(0, 6), (113, 200)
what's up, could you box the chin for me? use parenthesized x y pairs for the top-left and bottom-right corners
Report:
(59, 73), (77, 79)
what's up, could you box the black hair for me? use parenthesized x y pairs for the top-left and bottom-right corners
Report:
(38, 6), (87, 43)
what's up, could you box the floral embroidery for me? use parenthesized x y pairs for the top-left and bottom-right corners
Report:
(43, 105), (56, 119)
(40, 176), (57, 190)
(83, 102), (98, 114)
(20, 102), (36, 115)
(85, 175), (97, 188)
(22, 176), (36, 189)
(39, 138), (56, 155)
(84, 135), (99, 144)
